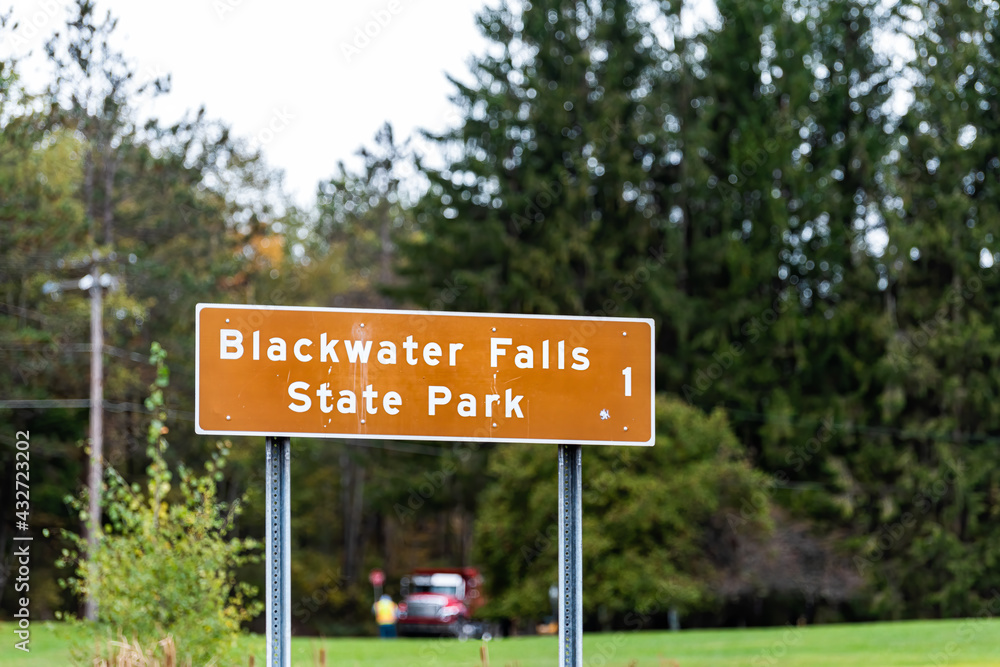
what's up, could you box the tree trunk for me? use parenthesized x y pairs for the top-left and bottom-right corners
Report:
(102, 151), (116, 246)
(84, 147), (95, 236)
(341, 446), (366, 583)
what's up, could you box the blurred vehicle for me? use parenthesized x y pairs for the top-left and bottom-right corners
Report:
(396, 567), (492, 639)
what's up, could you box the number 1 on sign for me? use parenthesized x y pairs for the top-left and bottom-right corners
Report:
(622, 367), (632, 397)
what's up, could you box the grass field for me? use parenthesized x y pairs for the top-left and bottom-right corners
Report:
(2, 618), (998, 666)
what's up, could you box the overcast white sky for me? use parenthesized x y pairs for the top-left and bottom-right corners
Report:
(2, 0), (491, 207)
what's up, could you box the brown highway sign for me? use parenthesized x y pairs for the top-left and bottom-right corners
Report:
(195, 304), (654, 445)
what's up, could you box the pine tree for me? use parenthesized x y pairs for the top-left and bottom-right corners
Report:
(316, 122), (412, 308)
(866, 0), (1000, 616)
(395, 0), (668, 318)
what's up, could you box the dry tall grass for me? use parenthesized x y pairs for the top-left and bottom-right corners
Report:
(93, 634), (335, 667)
(91, 633), (183, 667)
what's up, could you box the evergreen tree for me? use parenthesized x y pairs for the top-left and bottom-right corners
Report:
(37, 0), (288, 462)
(395, 0), (669, 319)
(645, 0), (891, 618)
(0, 1), (287, 619)
(0, 52), (93, 615)
(864, 0), (1000, 616)
(317, 122), (413, 308)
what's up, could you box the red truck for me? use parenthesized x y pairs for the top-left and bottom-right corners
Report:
(396, 567), (491, 639)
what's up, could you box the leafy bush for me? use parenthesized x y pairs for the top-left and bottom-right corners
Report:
(474, 395), (774, 623)
(58, 342), (262, 665)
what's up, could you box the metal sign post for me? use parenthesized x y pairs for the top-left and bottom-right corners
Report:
(265, 436), (291, 667)
(558, 443), (583, 667)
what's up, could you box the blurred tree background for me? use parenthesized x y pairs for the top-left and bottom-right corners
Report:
(2, 0), (999, 637)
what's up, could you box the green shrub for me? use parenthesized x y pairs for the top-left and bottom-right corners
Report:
(58, 342), (262, 665)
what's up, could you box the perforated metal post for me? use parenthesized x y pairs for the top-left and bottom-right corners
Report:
(266, 436), (291, 667)
(558, 444), (583, 667)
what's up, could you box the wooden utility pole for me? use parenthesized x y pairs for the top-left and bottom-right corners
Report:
(85, 260), (104, 622)
(44, 252), (116, 621)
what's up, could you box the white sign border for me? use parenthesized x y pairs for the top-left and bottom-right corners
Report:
(195, 303), (655, 446)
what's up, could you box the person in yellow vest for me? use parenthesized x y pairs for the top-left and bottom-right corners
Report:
(373, 594), (398, 638)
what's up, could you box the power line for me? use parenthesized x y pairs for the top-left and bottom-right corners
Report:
(0, 303), (49, 323)
(0, 399), (90, 409)
(336, 439), (453, 457)
(0, 399), (455, 456)
(725, 408), (1000, 445)
(0, 399), (193, 422)
(0, 343), (150, 363)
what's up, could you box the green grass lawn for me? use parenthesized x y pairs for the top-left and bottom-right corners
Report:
(1, 618), (998, 666)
